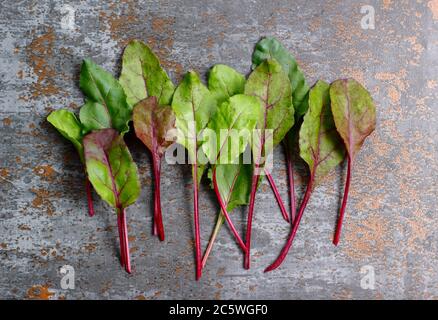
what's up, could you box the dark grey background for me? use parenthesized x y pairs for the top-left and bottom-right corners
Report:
(0, 0), (437, 299)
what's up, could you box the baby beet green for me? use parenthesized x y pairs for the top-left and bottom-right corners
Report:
(202, 94), (262, 253)
(133, 96), (176, 241)
(330, 79), (376, 245)
(172, 71), (217, 280)
(252, 36), (310, 223)
(265, 80), (345, 272)
(84, 128), (141, 274)
(119, 40), (176, 239)
(243, 58), (295, 269)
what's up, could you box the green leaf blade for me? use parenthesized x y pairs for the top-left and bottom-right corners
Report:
(208, 64), (245, 106)
(329, 79), (376, 160)
(80, 59), (132, 134)
(84, 128), (140, 210)
(79, 101), (112, 134)
(299, 80), (346, 184)
(119, 40), (175, 107)
(47, 109), (84, 159)
(244, 58), (295, 154)
(252, 36), (309, 117)
(202, 94), (262, 165)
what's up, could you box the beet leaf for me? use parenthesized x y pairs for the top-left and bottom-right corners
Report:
(133, 96), (176, 241)
(243, 58), (295, 269)
(202, 94), (262, 253)
(265, 80), (345, 272)
(119, 40), (175, 107)
(329, 79), (376, 245)
(172, 71), (217, 280)
(83, 128), (141, 273)
(79, 59), (132, 135)
(252, 36), (310, 223)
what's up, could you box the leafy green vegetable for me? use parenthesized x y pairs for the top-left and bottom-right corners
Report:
(208, 64), (245, 106)
(79, 59), (132, 135)
(203, 94), (261, 253)
(243, 58), (295, 269)
(265, 80), (345, 272)
(47, 109), (84, 160)
(84, 128), (141, 273)
(119, 40), (175, 107)
(171, 71), (217, 280)
(252, 36), (311, 224)
(252, 36), (309, 117)
(133, 96), (176, 241)
(330, 79), (376, 245)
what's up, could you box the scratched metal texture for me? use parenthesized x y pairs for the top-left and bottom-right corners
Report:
(0, 0), (437, 300)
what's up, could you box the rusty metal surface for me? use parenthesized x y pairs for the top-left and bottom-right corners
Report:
(0, 0), (437, 299)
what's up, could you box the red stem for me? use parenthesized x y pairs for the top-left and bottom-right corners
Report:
(85, 178), (95, 217)
(117, 213), (125, 268)
(265, 170), (290, 223)
(264, 174), (314, 272)
(118, 208), (131, 274)
(193, 165), (202, 281)
(201, 212), (224, 269)
(152, 154), (165, 241)
(284, 142), (296, 223)
(212, 169), (248, 252)
(333, 155), (352, 246)
(244, 167), (260, 270)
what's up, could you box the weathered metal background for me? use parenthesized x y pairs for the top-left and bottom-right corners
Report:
(0, 0), (437, 299)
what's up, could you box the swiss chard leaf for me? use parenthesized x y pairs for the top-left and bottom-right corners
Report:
(208, 64), (245, 106)
(119, 40), (175, 107)
(265, 80), (345, 272)
(133, 96), (176, 158)
(83, 128), (140, 210)
(79, 59), (132, 135)
(244, 58), (294, 156)
(202, 94), (262, 165)
(252, 36), (309, 117)
(299, 80), (346, 185)
(133, 96), (176, 241)
(329, 78), (376, 245)
(330, 79), (376, 161)
(243, 58), (294, 269)
(47, 109), (84, 160)
(171, 70), (217, 280)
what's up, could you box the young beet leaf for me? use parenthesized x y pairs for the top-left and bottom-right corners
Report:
(133, 96), (175, 241)
(330, 79), (376, 245)
(84, 128), (141, 274)
(202, 94), (262, 253)
(252, 36), (310, 222)
(119, 40), (175, 107)
(79, 59), (132, 135)
(202, 162), (252, 268)
(47, 109), (95, 216)
(119, 40), (175, 239)
(208, 64), (245, 105)
(172, 71), (217, 280)
(243, 58), (295, 269)
(265, 80), (345, 272)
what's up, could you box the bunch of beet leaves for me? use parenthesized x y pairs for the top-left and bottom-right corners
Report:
(48, 37), (376, 278)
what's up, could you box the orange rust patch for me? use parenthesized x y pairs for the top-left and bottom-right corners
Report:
(428, 0), (438, 20)
(387, 85), (400, 104)
(343, 212), (390, 260)
(383, 0), (392, 9)
(31, 188), (60, 216)
(25, 27), (61, 99)
(84, 243), (97, 253)
(26, 285), (55, 300)
(135, 294), (146, 300)
(18, 224), (31, 231)
(427, 80), (437, 89)
(3, 117), (12, 126)
(0, 168), (9, 178)
(33, 165), (56, 181)
(0, 243), (7, 249)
